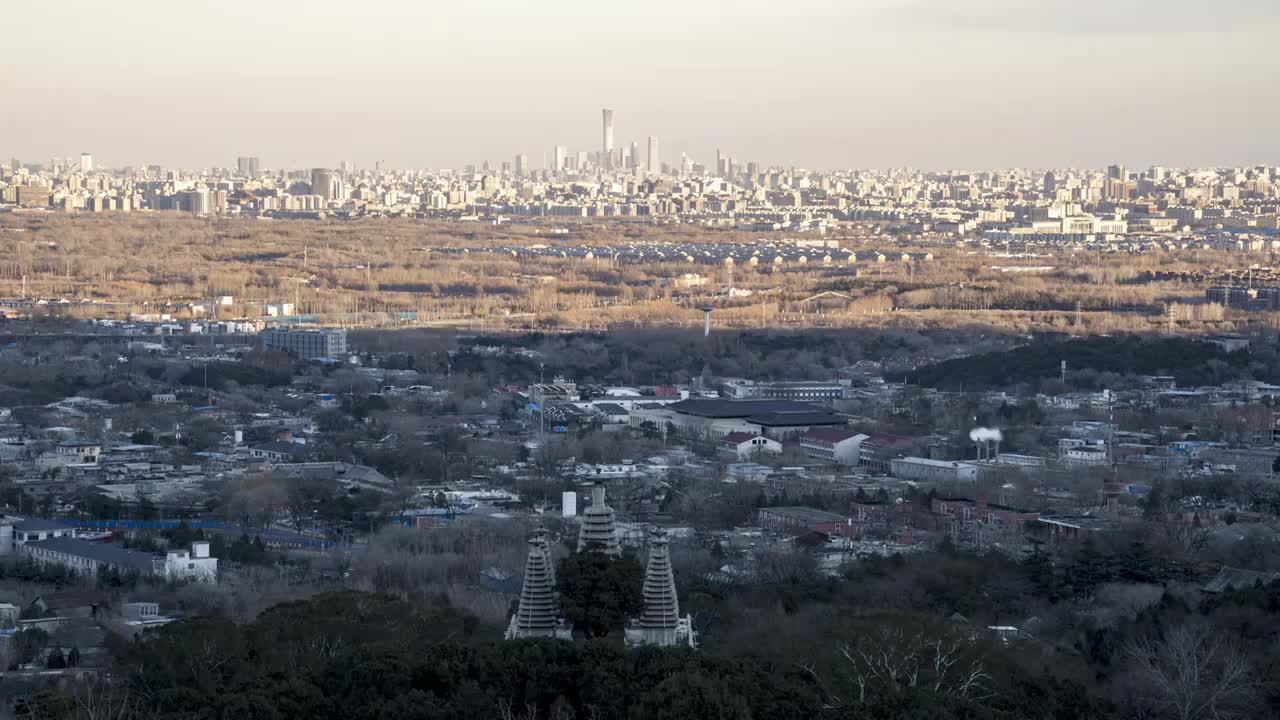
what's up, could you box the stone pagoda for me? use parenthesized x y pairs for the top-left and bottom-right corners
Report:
(505, 528), (572, 640)
(625, 530), (697, 648)
(576, 483), (621, 556)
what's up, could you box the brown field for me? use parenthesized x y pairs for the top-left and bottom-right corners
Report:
(0, 211), (1267, 335)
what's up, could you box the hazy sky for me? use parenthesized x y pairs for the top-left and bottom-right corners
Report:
(4, 0), (1277, 171)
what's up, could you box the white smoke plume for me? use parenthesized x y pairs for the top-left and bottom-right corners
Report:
(969, 427), (1003, 443)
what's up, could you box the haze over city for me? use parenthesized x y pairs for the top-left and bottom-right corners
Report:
(5, 0), (1278, 170)
(7, 2), (1280, 719)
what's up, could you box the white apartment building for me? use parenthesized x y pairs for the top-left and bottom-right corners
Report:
(800, 429), (869, 465)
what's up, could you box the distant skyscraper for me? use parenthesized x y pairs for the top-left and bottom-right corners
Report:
(715, 149), (724, 178)
(1107, 164), (1126, 181)
(236, 156), (260, 177)
(515, 154), (528, 176)
(602, 109), (615, 167)
(310, 168), (337, 202)
(1043, 171), (1057, 195)
(9, 157), (18, 173)
(79, 153), (93, 174)
(647, 136), (659, 175)
(629, 140), (639, 170)
(553, 145), (567, 173)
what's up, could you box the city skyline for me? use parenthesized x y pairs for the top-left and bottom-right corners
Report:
(5, 0), (1278, 171)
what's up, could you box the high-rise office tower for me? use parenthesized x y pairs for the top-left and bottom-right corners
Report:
(680, 153), (691, 177)
(629, 141), (639, 170)
(9, 158), (18, 173)
(79, 153), (93, 174)
(310, 168), (337, 201)
(647, 136), (659, 175)
(1107, 164), (1126, 181)
(236, 156), (261, 177)
(340, 160), (352, 174)
(715, 149), (723, 178)
(553, 145), (567, 173)
(1043, 171), (1057, 195)
(515, 154), (528, 177)
(602, 109), (615, 167)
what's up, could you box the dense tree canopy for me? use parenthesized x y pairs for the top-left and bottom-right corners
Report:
(556, 549), (644, 639)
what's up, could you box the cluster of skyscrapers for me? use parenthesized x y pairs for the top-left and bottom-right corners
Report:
(545, 108), (661, 176)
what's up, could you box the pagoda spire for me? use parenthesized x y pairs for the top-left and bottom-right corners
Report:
(576, 483), (621, 556)
(505, 528), (571, 640)
(625, 530), (697, 648)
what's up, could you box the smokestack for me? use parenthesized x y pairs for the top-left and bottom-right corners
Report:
(969, 427), (1003, 461)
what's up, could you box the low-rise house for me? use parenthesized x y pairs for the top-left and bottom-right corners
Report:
(28, 591), (107, 619)
(1203, 566), (1280, 593)
(757, 506), (853, 537)
(10, 517), (73, 552)
(593, 403), (631, 427)
(719, 432), (782, 460)
(249, 441), (302, 462)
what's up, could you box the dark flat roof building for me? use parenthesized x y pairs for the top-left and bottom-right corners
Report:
(666, 398), (830, 419)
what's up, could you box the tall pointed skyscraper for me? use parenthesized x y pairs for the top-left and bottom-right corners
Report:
(601, 109), (615, 168)
(505, 529), (572, 640)
(626, 530), (696, 648)
(577, 483), (621, 556)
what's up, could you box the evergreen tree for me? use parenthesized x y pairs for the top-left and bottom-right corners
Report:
(556, 548), (643, 639)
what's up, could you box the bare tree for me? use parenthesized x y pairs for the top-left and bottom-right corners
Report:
(29, 680), (157, 720)
(1123, 624), (1257, 720)
(801, 625), (994, 708)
